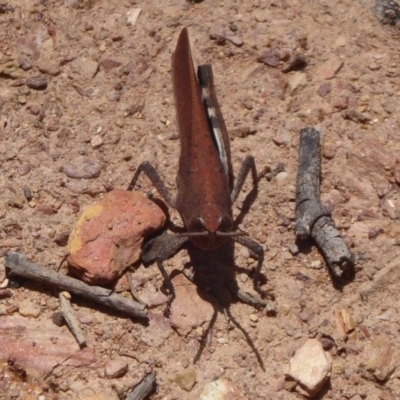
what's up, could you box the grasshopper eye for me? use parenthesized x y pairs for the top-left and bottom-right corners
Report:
(190, 215), (206, 232)
(218, 213), (233, 233)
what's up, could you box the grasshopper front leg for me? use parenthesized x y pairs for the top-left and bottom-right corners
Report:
(128, 161), (177, 209)
(128, 162), (182, 313)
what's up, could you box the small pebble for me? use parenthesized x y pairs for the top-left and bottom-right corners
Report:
(26, 75), (48, 90)
(310, 260), (322, 269)
(126, 8), (141, 26)
(288, 243), (299, 256)
(62, 157), (101, 179)
(18, 56), (32, 70)
(275, 171), (290, 186)
(257, 48), (280, 67)
(250, 313), (258, 322)
(54, 231), (70, 246)
(38, 59), (60, 76)
(19, 300), (41, 318)
(104, 359), (129, 379)
(18, 164), (31, 176)
(91, 135), (103, 148)
(173, 367), (196, 391)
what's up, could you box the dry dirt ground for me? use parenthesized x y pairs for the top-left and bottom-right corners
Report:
(1, 0), (400, 399)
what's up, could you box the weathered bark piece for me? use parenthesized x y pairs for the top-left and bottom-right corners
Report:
(4, 252), (148, 320)
(126, 370), (157, 400)
(59, 291), (87, 348)
(295, 128), (354, 278)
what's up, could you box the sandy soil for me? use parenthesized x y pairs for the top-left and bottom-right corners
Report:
(1, 0), (400, 399)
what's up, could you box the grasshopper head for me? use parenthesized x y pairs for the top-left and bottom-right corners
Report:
(186, 204), (233, 250)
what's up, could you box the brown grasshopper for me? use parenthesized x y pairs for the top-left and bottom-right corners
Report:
(128, 28), (269, 307)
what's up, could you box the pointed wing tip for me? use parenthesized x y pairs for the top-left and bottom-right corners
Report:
(177, 26), (189, 48)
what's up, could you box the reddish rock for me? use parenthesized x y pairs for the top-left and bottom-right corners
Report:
(104, 359), (128, 379)
(0, 316), (96, 378)
(169, 274), (215, 336)
(68, 190), (166, 285)
(317, 82), (331, 97)
(100, 59), (122, 71)
(317, 57), (343, 80)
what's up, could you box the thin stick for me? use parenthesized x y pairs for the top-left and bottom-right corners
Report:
(126, 370), (157, 400)
(5, 252), (148, 320)
(295, 127), (354, 278)
(59, 291), (87, 348)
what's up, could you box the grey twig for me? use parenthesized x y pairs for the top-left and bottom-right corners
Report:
(295, 127), (354, 278)
(59, 291), (87, 348)
(5, 252), (148, 320)
(126, 370), (156, 400)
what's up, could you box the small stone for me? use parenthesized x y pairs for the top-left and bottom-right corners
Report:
(8, 192), (24, 209)
(331, 361), (345, 374)
(126, 8), (141, 26)
(322, 142), (336, 159)
(317, 82), (331, 97)
(18, 164), (31, 176)
(225, 34), (244, 47)
(288, 243), (299, 256)
(54, 231), (70, 246)
(38, 59), (60, 76)
(249, 313), (258, 322)
(26, 75), (47, 90)
(62, 156), (101, 179)
(362, 336), (395, 382)
(336, 309), (356, 334)
(173, 367), (196, 391)
(18, 56), (32, 71)
(19, 300), (41, 318)
(104, 359), (128, 379)
(100, 59), (122, 71)
(310, 260), (322, 269)
(200, 378), (247, 400)
(275, 171), (290, 186)
(18, 96), (27, 104)
(257, 49), (280, 68)
(114, 118), (125, 128)
(52, 312), (65, 327)
(77, 58), (98, 79)
(65, 179), (87, 195)
(287, 339), (332, 397)
(107, 90), (120, 102)
(342, 109), (371, 124)
(288, 72), (307, 95)
(334, 36), (346, 48)
(317, 57), (343, 80)
(91, 135), (103, 148)
(368, 227), (384, 240)
(253, 10), (272, 22)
